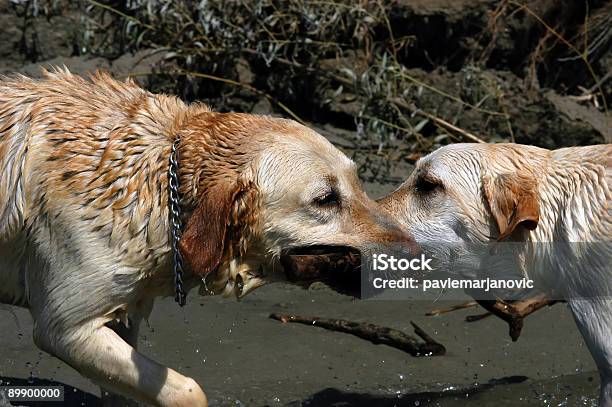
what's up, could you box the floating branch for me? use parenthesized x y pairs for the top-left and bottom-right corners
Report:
(270, 313), (445, 357)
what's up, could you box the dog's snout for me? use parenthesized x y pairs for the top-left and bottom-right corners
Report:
(382, 224), (422, 257)
(362, 210), (422, 256)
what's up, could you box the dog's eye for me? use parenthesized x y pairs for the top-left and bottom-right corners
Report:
(313, 190), (340, 207)
(415, 177), (441, 193)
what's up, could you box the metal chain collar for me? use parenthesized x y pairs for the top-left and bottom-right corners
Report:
(168, 137), (187, 306)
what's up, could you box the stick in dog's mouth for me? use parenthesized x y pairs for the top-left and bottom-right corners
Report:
(280, 245), (362, 297)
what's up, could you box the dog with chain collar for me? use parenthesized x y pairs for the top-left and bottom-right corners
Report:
(0, 68), (418, 406)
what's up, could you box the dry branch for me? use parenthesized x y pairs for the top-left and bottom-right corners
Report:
(270, 313), (445, 357)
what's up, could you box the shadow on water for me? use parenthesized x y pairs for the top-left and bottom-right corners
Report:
(0, 376), (100, 407)
(288, 376), (528, 407)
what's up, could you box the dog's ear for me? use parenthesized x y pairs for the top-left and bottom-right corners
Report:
(482, 172), (539, 241)
(179, 178), (258, 276)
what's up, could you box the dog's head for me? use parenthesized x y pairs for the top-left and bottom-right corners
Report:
(177, 113), (417, 297)
(378, 143), (546, 272)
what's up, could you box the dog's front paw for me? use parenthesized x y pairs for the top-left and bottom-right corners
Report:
(172, 378), (207, 407)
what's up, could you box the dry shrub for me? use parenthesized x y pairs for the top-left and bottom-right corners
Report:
(77, 0), (610, 180)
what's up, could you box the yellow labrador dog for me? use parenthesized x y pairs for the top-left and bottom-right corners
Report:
(380, 143), (611, 406)
(0, 69), (416, 406)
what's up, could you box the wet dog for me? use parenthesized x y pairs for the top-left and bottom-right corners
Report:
(0, 69), (416, 406)
(380, 143), (611, 406)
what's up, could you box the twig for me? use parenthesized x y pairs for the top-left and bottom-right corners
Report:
(390, 97), (486, 143)
(426, 301), (478, 316)
(465, 312), (493, 322)
(586, 70), (612, 94)
(417, 110), (487, 144)
(270, 313), (445, 357)
(509, 1), (608, 116)
(397, 71), (506, 117)
(85, 0), (155, 30)
(476, 294), (560, 341)
(383, 95), (487, 144)
(428, 296), (560, 340)
(177, 70), (305, 124)
(124, 70), (306, 125)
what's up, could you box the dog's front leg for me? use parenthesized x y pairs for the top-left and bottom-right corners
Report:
(34, 319), (207, 407)
(568, 299), (612, 407)
(100, 315), (144, 407)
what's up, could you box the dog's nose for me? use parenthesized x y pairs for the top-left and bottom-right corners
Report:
(360, 214), (423, 257)
(384, 227), (423, 258)
(371, 213), (422, 256)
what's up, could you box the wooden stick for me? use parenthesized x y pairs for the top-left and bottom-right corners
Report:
(476, 294), (560, 341)
(426, 301), (478, 316)
(269, 313), (445, 357)
(279, 250), (362, 297)
(391, 97), (487, 143)
(427, 296), (560, 340)
(416, 110), (487, 144)
(465, 312), (493, 322)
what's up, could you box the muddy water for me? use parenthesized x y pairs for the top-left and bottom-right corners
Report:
(0, 285), (599, 406)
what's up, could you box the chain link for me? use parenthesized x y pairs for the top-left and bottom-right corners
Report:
(168, 137), (187, 306)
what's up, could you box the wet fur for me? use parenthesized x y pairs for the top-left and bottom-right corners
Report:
(0, 69), (413, 406)
(380, 143), (612, 406)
